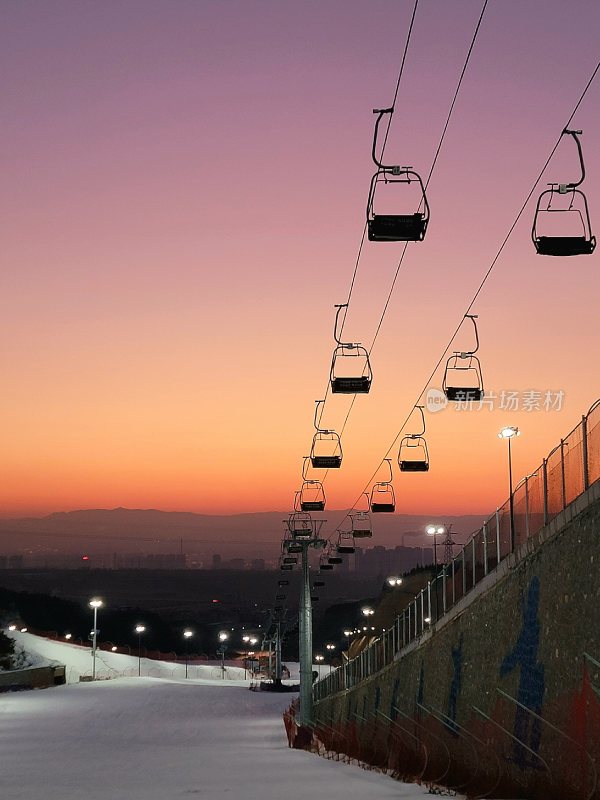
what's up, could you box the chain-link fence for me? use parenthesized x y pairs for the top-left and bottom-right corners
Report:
(315, 398), (600, 703)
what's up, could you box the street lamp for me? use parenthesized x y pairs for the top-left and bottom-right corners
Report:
(361, 606), (375, 617)
(183, 630), (193, 679)
(387, 576), (403, 587)
(135, 624), (146, 677)
(217, 631), (228, 680)
(498, 426), (520, 552)
(315, 653), (324, 680)
(89, 598), (103, 680)
(325, 643), (335, 673)
(426, 525), (445, 566)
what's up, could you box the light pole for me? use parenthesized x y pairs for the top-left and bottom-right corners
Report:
(343, 629), (352, 659)
(315, 654), (324, 680)
(217, 631), (228, 679)
(325, 643), (335, 673)
(183, 630), (193, 678)
(498, 426), (520, 552)
(426, 525), (445, 566)
(135, 624), (146, 677)
(89, 598), (103, 680)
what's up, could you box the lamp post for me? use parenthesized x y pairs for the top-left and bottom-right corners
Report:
(217, 631), (228, 679)
(315, 654), (324, 680)
(183, 630), (193, 678)
(343, 629), (352, 659)
(89, 598), (103, 680)
(325, 643), (335, 673)
(135, 624), (146, 677)
(498, 426), (520, 552)
(426, 525), (445, 566)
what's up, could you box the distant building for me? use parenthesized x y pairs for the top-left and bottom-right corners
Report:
(250, 559), (265, 570)
(355, 545), (433, 577)
(226, 558), (245, 570)
(212, 554), (222, 569)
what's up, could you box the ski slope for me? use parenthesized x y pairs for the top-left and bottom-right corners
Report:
(0, 632), (448, 800)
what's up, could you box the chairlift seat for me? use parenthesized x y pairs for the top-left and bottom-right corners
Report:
(278, 580), (289, 587)
(282, 556), (297, 564)
(352, 528), (373, 538)
(337, 545), (355, 554)
(281, 564), (293, 571)
(300, 501), (325, 512)
(328, 555), (343, 564)
(368, 213), (427, 242)
(331, 376), (371, 394)
(534, 235), (596, 256)
(445, 387), (483, 402)
(371, 502), (395, 513)
(319, 563), (334, 571)
(311, 455), (342, 469)
(311, 596), (320, 602)
(313, 580), (325, 587)
(287, 543), (303, 553)
(275, 594), (286, 601)
(399, 460), (429, 472)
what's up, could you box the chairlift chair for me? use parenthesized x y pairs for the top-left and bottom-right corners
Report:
(442, 314), (484, 401)
(337, 531), (356, 554)
(367, 108), (429, 242)
(532, 129), (596, 256)
(310, 400), (343, 468)
(329, 304), (373, 394)
(370, 458), (396, 512)
(319, 554), (334, 571)
(351, 511), (373, 539)
(398, 406), (429, 472)
(287, 509), (315, 541)
(280, 563), (293, 571)
(313, 580), (325, 588)
(275, 594), (286, 601)
(278, 580), (289, 587)
(299, 458), (326, 511)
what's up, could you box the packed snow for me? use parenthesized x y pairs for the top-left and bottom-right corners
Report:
(0, 632), (449, 800)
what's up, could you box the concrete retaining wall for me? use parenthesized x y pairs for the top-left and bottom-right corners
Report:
(313, 481), (600, 798)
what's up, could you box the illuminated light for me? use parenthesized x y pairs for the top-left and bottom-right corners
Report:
(82, 555), (89, 561)
(8, 625), (16, 631)
(498, 426), (520, 439)
(183, 630), (193, 639)
(111, 646), (117, 651)
(89, 598), (103, 609)
(218, 631), (228, 642)
(20, 627), (28, 632)
(135, 625), (146, 634)
(424, 617), (431, 624)
(65, 633), (72, 640)
(212, 599), (220, 604)
(361, 607), (374, 616)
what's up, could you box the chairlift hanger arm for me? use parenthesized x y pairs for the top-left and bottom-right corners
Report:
(371, 107), (396, 171)
(333, 303), (356, 347)
(563, 129), (585, 189)
(313, 399), (327, 432)
(454, 314), (480, 356)
(408, 405), (426, 437)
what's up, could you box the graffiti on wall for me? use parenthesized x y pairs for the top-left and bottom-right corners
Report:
(499, 575), (545, 769)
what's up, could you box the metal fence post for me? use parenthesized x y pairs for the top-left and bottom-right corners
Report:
(427, 581), (431, 624)
(442, 564), (447, 613)
(496, 508), (501, 564)
(582, 414), (589, 491)
(483, 521), (488, 576)
(472, 537), (476, 588)
(452, 556), (456, 605)
(525, 476), (530, 539)
(543, 459), (548, 525)
(560, 439), (566, 510)
(462, 548), (467, 596)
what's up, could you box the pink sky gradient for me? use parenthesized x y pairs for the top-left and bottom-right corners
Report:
(1, 0), (599, 524)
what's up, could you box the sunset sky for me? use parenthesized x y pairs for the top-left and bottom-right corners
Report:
(2, 0), (599, 524)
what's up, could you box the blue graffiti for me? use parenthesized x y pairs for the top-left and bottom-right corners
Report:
(446, 633), (464, 735)
(499, 576), (545, 769)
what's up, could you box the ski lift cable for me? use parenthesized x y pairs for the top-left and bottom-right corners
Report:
(327, 56), (600, 538)
(315, 0), (490, 509)
(367, 0), (488, 355)
(338, 0), (420, 340)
